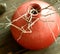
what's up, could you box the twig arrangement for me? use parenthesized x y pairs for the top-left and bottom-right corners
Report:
(0, 0), (60, 42)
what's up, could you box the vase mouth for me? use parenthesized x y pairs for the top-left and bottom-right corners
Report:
(28, 3), (41, 16)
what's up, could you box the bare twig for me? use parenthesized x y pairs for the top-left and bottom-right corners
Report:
(47, 22), (56, 42)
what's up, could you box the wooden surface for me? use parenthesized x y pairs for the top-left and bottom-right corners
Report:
(0, 0), (60, 54)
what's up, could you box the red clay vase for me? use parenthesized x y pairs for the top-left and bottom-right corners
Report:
(11, 0), (60, 50)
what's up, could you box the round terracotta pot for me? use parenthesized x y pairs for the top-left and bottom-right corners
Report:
(11, 1), (60, 50)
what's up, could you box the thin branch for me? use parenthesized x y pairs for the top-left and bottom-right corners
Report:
(56, 23), (60, 32)
(47, 22), (56, 42)
(17, 32), (23, 41)
(41, 5), (52, 10)
(5, 16), (11, 22)
(12, 13), (27, 23)
(11, 24), (26, 33)
(28, 18), (39, 28)
(41, 12), (55, 17)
